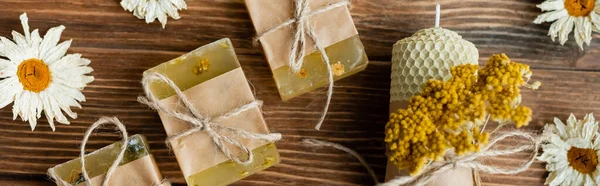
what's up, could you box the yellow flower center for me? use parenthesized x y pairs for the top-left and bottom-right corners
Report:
(565, 0), (596, 17)
(17, 58), (51, 92)
(567, 146), (598, 174)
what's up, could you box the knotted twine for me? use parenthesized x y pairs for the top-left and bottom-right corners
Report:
(47, 117), (171, 186)
(138, 72), (282, 165)
(303, 131), (545, 186)
(253, 0), (351, 130)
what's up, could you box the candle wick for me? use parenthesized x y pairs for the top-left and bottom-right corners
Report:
(435, 4), (440, 28)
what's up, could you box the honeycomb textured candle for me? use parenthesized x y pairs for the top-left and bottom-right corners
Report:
(390, 27), (479, 102)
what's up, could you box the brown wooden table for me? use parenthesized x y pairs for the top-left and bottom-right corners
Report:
(0, 0), (597, 185)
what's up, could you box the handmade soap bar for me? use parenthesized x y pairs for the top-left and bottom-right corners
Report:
(271, 35), (368, 100)
(245, 0), (369, 100)
(48, 134), (163, 186)
(144, 38), (280, 186)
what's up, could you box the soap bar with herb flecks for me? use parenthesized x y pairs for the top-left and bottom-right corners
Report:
(245, 0), (369, 100)
(144, 38), (280, 186)
(47, 134), (164, 186)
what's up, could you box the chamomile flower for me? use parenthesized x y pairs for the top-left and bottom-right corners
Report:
(534, 0), (600, 49)
(120, 0), (187, 28)
(0, 13), (94, 131)
(538, 113), (600, 186)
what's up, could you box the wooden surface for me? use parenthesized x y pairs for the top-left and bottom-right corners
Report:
(0, 0), (598, 185)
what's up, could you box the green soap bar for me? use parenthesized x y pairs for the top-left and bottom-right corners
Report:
(186, 143), (280, 186)
(48, 134), (150, 185)
(273, 35), (369, 100)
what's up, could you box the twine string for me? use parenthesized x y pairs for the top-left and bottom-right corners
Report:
(253, 0), (351, 130)
(138, 72), (282, 165)
(47, 117), (129, 186)
(303, 139), (380, 184)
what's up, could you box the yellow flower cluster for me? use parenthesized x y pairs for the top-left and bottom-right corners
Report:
(385, 54), (538, 175)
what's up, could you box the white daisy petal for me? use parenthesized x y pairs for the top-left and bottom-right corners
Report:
(582, 113), (597, 140)
(19, 13), (30, 42)
(160, 0), (179, 20)
(594, 169), (600, 185)
(0, 36), (27, 62)
(170, 0), (187, 9)
(546, 170), (566, 186)
(0, 64), (16, 78)
(559, 17), (575, 45)
(42, 39), (71, 65)
(591, 13), (600, 32)
(39, 92), (55, 131)
(46, 89), (69, 124)
(568, 137), (592, 148)
(584, 175), (595, 186)
(0, 58), (14, 66)
(537, 0), (565, 12)
(11, 31), (27, 47)
(157, 9), (168, 29)
(574, 17), (593, 50)
(0, 77), (20, 108)
(572, 172), (584, 186)
(534, 9), (569, 24)
(554, 117), (568, 137)
(39, 25), (65, 61)
(550, 135), (572, 150)
(29, 29), (42, 58)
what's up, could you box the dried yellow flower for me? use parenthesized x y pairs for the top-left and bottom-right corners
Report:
(192, 58), (210, 74)
(331, 62), (345, 76)
(385, 54), (539, 175)
(296, 67), (309, 79)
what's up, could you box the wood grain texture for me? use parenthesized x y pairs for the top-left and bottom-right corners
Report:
(0, 0), (598, 185)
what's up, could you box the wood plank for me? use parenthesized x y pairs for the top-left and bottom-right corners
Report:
(0, 0), (599, 185)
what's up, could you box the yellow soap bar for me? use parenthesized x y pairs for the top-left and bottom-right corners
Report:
(273, 35), (368, 100)
(48, 134), (150, 185)
(144, 38), (280, 186)
(187, 143), (280, 186)
(144, 38), (240, 100)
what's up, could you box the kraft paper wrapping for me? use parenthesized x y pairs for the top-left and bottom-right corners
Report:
(386, 101), (479, 186)
(77, 155), (164, 186)
(156, 67), (271, 178)
(245, 0), (358, 70)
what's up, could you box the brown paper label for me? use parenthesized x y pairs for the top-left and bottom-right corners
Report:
(157, 67), (270, 177)
(385, 101), (476, 185)
(78, 155), (163, 186)
(245, 0), (359, 70)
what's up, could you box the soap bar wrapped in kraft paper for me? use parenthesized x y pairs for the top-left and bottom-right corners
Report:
(245, 0), (369, 101)
(140, 38), (282, 186)
(47, 118), (168, 186)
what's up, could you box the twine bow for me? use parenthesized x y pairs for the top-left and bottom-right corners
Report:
(47, 117), (171, 186)
(304, 131), (544, 186)
(138, 72), (282, 165)
(253, 0), (351, 130)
